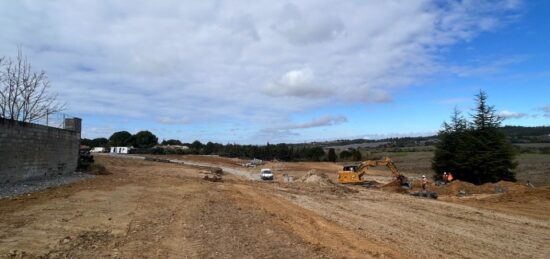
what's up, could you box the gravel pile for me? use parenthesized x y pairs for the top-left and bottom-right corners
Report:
(0, 172), (95, 199)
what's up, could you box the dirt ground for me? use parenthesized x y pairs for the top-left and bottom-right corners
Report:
(1, 156), (549, 258)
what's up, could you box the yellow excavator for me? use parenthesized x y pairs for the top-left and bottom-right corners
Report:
(337, 157), (411, 188)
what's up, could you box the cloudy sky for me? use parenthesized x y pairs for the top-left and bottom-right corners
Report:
(1, 0), (549, 143)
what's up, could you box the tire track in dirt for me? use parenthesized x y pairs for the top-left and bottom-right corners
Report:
(272, 188), (550, 258)
(228, 183), (403, 258)
(0, 157), (334, 258)
(101, 153), (261, 181)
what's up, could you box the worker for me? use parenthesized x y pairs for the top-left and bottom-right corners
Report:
(421, 175), (428, 190)
(442, 172), (448, 184)
(447, 172), (454, 183)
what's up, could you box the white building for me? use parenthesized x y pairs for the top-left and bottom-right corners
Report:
(157, 145), (190, 150)
(91, 147), (107, 153)
(110, 147), (131, 154)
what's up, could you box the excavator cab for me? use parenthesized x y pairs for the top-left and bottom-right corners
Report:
(343, 165), (358, 172)
(338, 165), (364, 184)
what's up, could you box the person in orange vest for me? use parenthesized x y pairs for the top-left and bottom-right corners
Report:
(447, 172), (454, 183)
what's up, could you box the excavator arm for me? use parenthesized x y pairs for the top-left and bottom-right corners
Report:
(338, 157), (411, 188)
(356, 157), (400, 179)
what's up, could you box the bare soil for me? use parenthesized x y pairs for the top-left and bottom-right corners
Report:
(1, 156), (549, 258)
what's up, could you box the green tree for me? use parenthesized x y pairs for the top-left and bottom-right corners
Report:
(432, 91), (517, 184)
(161, 139), (183, 145)
(204, 141), (216, 155)
(109, 131), (133, 146)
(92, 138), (109, 147)
(339, 150), (352, 161)
(133, 131), (158, 148)
(305, 147), (325, 161)
(81, 138), (93, 147)
(327, 148), (337, 162)
(352, 149), (362, 161)
(190, 140), (203, 154)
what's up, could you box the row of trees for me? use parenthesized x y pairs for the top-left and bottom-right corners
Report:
(432, 91), (517, 184)
(82, 130), (159, 149)
(185, 142), (367, 162)
(195, 142), (327, 161)
(83, 132), (369, 162)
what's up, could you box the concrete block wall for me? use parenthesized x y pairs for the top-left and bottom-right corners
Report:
(0, 117), (81, 184)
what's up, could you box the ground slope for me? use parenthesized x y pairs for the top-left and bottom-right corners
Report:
(0, 156), (548, 258)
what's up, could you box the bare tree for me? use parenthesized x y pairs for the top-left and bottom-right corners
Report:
(0, 47), (65, 123)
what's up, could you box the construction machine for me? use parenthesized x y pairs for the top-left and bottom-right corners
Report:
(337, 157), (411, 188)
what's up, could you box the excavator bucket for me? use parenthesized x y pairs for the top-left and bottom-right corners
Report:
(398, 176), (412, 189)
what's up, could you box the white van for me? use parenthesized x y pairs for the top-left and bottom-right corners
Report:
(260, 168), (273, 180)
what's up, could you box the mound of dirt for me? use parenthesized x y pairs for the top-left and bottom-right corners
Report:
(378, 178), (531, 197)
(297, 170), (334, 186)
(289, 170), (357, 195)
(432, 180), (529, 196)
(380, 179), (411, 193)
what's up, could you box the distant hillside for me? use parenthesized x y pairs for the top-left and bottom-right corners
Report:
(310, 126), (550, 150)
(500, 126), (550, 143)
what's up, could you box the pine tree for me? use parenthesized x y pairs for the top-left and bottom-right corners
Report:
(432, 91), (517, 184)
(327, 148), (337, 162)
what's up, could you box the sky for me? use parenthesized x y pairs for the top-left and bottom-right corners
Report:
(1, 0), (549, 144)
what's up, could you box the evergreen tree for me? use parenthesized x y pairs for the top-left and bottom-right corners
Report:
(352, 149), (362, 161)
(92, 138), (109, 147)
(432, 91), (517, 184)
(109, 131), (133, 146)
(327, 148), (337, 162)
(339, 150), (353, 161)
(305, 147), (325, 161)
(133, 131), (158, 148)
(204, 141), (216, 155)
(190, 140), (203, 154)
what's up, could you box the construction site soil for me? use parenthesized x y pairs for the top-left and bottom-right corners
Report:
(1, 155), (549, 258)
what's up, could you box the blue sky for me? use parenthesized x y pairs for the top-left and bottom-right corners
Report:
(1, 0), (549, 144)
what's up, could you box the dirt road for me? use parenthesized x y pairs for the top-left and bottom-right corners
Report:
(1, 156), (549, 258)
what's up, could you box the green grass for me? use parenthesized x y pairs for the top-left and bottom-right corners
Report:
(518, 153), (550, 159)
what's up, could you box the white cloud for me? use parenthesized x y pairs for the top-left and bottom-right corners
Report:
(0, 0), (523, 141)
(258, 115), (348, 140)
(157, 117), (191, 125)
(541, 105), (550, 118)
(498, 110), (528, 119)
(272, 3), (345, 45)
(264, 68), (330, 98)
(288, 115), (347, 129)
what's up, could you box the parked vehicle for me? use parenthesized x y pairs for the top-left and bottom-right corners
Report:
(78, 147), (94, 169)
(260, 168), (273, 180)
